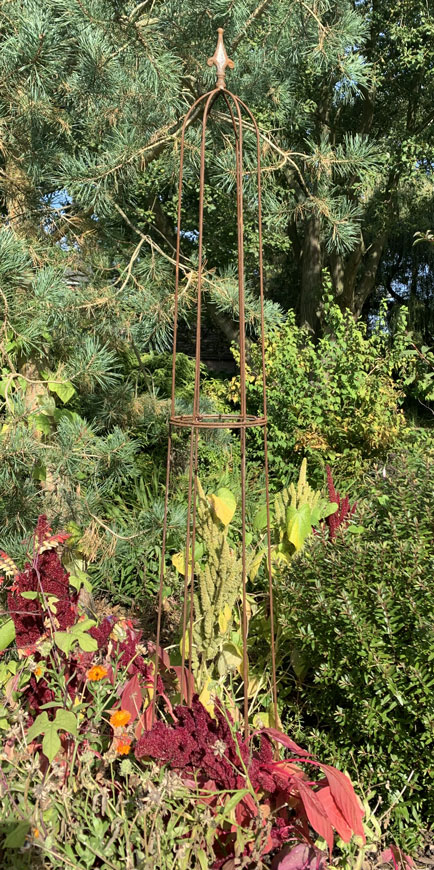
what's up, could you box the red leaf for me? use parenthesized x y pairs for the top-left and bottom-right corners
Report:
(380, 847), (414, 869)
(315, 784), (352, 842)
(147, 641), (171, 670)
(318, 765), (365, 841)
(261, 728), (311, 756)
(296, 779), (334, 855)
(171, 665), (195, 700)
(272, 843), (327, 870)
(120, 674), (143, 723)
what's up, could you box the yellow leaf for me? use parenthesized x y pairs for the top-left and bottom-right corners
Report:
(172, 551), (187, 575)
(220, 641), (243, 674)
(198, 680), (215, 716)
(248, 548), (265, 581)
(179, 629), (190, 659)
(247, 675), (263, 697)
(172, 543), (204, 575)
(218, 603), (232, 633)
(209, 488), (236, 526)
(253, 710), (269, 728)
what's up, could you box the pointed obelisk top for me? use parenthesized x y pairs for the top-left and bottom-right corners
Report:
(207, 28), (234, 89)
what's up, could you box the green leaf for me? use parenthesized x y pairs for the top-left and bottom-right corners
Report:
(54, 631), (75, 655)
(72, 618), (96, 633)
(3, 822), (30, 848)
(77, 631), (98, 652)
(27, 711), (50, 743)
(253, 503), (268, 531)
(32, 462), (46, 481)
(31, 413), (52, 435)
(286, 503), (312, 551)
(43, 724), (61, 762)
(321, 501), (339, 519)
(220, 641), (243, 673)
(221, 788), (251, 819)
(54, 709), (77, 735)
(20, 591), (39, 600)
(0, 618), (15, 651)
(196, 849), (209, 870)
(48, 380), (76, 404)
(69, 567), (92, 593)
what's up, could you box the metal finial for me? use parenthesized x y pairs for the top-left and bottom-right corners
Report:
(207, 28), (234, 89)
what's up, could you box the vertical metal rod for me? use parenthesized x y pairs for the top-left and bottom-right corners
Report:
(180, 428), (195, 702)
(237, 95), (279, 728)
(151, 429), (172, 726)
(230, 93), (250, 739)
(193, 91), (217, 419)
(159, 89), (215, 706)
(188, 429), (199, 703)
(180, 90), (216, 705)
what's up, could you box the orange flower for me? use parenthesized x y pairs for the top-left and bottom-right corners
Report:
(110, 709), (131, 728)
(33, 828), (40, 839)
(116, 739), (131, 755)
(86, 665), (108, 682)
(34, 666), (43, 678)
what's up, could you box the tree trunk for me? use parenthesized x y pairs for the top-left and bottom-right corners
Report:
(299, 212), (322, 334)
(328, 232), (387, 318)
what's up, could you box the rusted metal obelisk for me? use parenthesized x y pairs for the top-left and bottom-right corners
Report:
(153, 29), (277, 738)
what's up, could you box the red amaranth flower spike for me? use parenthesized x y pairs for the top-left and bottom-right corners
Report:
(325, 467), (356, 540)
(6, 517), (77, 649)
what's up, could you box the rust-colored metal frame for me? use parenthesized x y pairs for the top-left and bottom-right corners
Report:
(152, 29), (278, 739)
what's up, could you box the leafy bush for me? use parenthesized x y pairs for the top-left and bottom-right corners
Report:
(276, 447), (434, 850)
(245, 299), (408, 482)
(0, 517), (365, 869)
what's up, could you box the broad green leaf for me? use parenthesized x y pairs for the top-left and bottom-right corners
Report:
(31, 413), (52, 435)
(209, 487), (236, 526)
(347, 525), (365, 535)
(43, 724), (61, 762)
(319, 501), (338, 520)
(27, 711), (50, 743)
(253, 503), (268, 531)
(69, 568), (92, 593)
(77, 631), (98, 652)
(286, 503), (312, 551)
(220, 641), (243, 674)
(72, 617), (96, 633)
(3, 821), (30, 848)
(48, 380), (76, 404)
(54, 631), (75, 655)
(20, 590), (39, 600)
(0, 618), (16, 651)
(54, 709), (77, 735)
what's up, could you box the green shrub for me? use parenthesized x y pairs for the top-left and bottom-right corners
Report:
(245, 299), (408, 483)
(276, 447), (434, 850)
